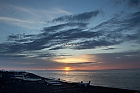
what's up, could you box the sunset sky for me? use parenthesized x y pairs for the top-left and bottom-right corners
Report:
(0, 0), (140, 70)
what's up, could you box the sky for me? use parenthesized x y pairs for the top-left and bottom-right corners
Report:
(0, 0), (140, 70)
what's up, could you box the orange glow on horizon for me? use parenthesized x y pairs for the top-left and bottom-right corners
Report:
(52, 54), (96, 63)
(63, 67), (71, 71)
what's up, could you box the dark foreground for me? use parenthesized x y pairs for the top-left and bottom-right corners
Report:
(0, 70), (139, 93)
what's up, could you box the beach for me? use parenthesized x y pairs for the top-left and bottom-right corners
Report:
(0, 70), (139, 93)
(28, 69), (140, 91)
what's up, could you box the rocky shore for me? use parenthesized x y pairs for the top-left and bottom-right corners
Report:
(0, 70), (139, 93)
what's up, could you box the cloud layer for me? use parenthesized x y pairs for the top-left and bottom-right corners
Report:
(0, 0), (140, 70)
(0, 10), (140, 58)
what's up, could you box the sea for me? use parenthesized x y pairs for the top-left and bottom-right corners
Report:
(27, 69), (140, 91)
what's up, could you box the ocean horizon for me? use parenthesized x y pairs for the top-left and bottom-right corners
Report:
(27, 68), (140, 91)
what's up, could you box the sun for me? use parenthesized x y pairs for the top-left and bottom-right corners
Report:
(64, 67), (71, 71)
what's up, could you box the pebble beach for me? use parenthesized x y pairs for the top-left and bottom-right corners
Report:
(0, 70), (139, 93)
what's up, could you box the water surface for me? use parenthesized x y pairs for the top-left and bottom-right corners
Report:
(27, 69), (140, 91)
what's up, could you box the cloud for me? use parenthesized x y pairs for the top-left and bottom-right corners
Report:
(0, 4), (72, 30)
(95, 51), (140, 66)
(54, 8), (72, 15)
(1, 50), (139, 70)
(51, 54), (96, 63)
(0, 1), (140, 70)
(114, 0), (140, 8)
(43, 11), (140, 50)
(0, 16), (46, 29)
(67, 62), (97, 65)
(0, 3), (72, 19)
(0, 16), (43, 24)
(0, 57), (64, 70)
(52, 10), (101, 22)
(42, 22), (88, 33)
(125, 0), (140, 8)
(102, 48), (118, 50)
(0, 4), (36, 16)
(72, 39), (118, 50)
(0, 53), (27, 59)
(0, 10), (140, 61)
(7, 33), (37, 42)
(86, 51), (140, 69)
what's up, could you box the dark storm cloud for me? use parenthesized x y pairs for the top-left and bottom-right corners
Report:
(55, 11), (140, 50)
(125, 0), (140, 8)
(126, 34), (139, 41)
(7, 33), (36, 41)
(42, 11), (140, 50)
(91, 11), (140, 31)
(115, 0), (140, 8)
(72, 39), (120, 50)
(52, 10), (101, 22)
(88, 11), (140, 44)
(0, 43), (25, 53)
(0, 10), (140, 59)
(0, 54), (27, 59)
(42, 22), (88, 33)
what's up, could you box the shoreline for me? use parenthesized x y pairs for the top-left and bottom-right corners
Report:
(0, 70), (139, 93)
